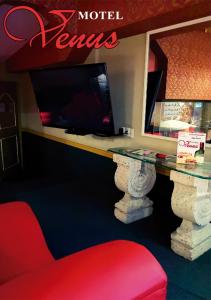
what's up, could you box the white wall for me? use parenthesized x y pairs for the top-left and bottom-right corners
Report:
(0, 64), (26, 105)
(20, 34), (211, 161)
(0, 63), (31, 166)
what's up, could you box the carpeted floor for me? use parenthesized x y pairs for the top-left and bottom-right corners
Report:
(0, 174), (210, 300)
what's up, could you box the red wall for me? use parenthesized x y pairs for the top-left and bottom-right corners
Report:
(158, 31), (211, 100)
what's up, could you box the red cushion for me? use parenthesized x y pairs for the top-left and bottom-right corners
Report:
(0, 202), (54, 284)
(0, 240), (167, 299)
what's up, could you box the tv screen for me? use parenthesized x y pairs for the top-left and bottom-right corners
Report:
(145, 70), (163, 132)
(30, 63), (115, 136)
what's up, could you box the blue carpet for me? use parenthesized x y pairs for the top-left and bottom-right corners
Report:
(0, 175), (210, 300)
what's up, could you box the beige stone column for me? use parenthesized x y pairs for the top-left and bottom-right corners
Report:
(113, 154), (156, 224)
(170, 170), (211, 260)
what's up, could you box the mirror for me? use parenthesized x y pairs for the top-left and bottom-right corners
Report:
(144, 17), (211, 144)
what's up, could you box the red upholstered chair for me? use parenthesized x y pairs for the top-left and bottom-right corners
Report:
(0, 202), (167, 299)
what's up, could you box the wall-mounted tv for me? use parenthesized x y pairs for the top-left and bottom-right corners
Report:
(30, 63), (115, 136)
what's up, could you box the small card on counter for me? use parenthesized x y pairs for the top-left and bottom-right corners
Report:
(177, 132), (206, 164)
(128, 149), (176, 162)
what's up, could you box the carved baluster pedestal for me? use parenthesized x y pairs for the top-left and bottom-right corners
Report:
(170, 170), (211, 260)
(113, 154), (156, 224)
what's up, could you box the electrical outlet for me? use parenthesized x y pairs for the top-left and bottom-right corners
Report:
(122, 127), (135, 138)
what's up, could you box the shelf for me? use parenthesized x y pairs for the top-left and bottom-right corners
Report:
(109, 147), (211, 180)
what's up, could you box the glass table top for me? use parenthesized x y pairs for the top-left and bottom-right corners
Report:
(109, 147), (211, 180)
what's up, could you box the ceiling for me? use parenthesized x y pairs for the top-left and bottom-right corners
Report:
(0, 0), (210, 71)
(0, 4), (41, 62)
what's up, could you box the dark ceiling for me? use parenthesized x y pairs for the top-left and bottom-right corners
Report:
(0, 0), (210, 71)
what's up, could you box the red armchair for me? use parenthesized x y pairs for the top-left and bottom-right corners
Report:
(0, 202), (167, 299)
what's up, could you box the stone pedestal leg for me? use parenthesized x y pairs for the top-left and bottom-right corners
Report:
(113, 154), (156, 224)
(170, 170), (211, 260)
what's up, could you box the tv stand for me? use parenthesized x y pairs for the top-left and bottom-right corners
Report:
(65, 129), (124, 137)
(93, 132), (124, 137)
(64, 128), (89, 136)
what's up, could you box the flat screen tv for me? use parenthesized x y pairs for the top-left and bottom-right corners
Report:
(145, 70), (163, 132)
(30, 63), (115, 136)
